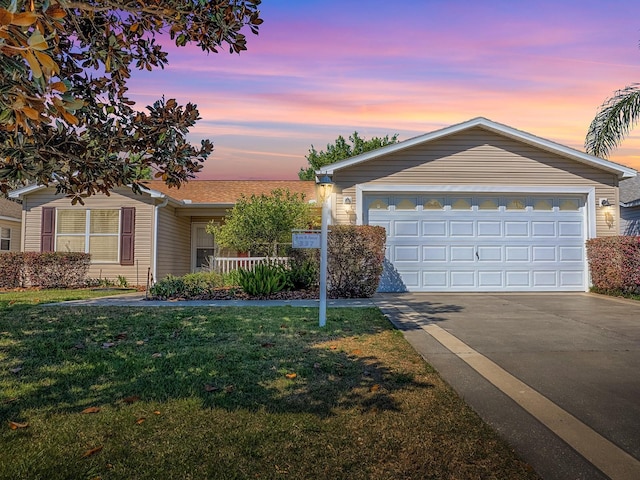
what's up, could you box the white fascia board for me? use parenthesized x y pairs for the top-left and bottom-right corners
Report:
(8, 184), (46, 199)
(320, 117), (637, 179)
(0, 215), (21, 222)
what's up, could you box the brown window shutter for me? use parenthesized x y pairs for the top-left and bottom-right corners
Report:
(120, 207), (135, 265)
(41, 207), (55, 252)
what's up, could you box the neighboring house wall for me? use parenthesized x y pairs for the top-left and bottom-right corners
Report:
(621, 206), (640, 235)
(155, 203), (191, 281)
(21, 187), (155, 285)
(0, 218), (21, 252)
(333, 127), (619, 236)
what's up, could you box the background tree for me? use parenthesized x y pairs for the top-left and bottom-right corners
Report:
(585, 84), (640, 158)
(0, 0), (262, 202)
(208, 189), (317, 257)
(298, 131), (399, 180)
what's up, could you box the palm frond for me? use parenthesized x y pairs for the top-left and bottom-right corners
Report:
(585, 83), (640, 158)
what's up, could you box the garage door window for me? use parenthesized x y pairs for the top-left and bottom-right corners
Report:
(506, 198), (526, 210)
(478, 198), (499, 210)
(396, 198), (417, 210)
(368, 198), (389, 210)
(424, 198), (444, 210)
(534, 199), (553, 211)
(559, 199), (580, 211)
(451, 198), (472, 210)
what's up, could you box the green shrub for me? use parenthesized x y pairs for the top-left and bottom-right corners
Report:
(287, 252), (319, 290)
(238, 263), (290, 296)
(149, 275), (187, 299)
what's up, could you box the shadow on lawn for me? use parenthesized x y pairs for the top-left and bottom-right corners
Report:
(0, 306), (436, 420)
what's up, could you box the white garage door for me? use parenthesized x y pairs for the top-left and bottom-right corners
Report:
(367, 194), (587, 292)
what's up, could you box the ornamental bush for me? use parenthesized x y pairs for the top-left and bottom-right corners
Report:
(327, 225), (386, 298)
(0, 252), (25, 289)
(0, 252), (91, 289)
(586, 236), (640, 293)
(23, 252), (91, 288)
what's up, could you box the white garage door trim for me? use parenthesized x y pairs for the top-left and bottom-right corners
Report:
(354, 185), (595, 292)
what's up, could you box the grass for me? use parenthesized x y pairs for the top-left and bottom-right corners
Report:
(0, 295), (539, 479)
(0, 288), (137, 309)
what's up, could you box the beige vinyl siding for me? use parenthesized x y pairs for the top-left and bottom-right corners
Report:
(22, 188), (154, 285)
(0, 218), (21, 252)
(333, 128), (620, 236)
(155, 204), (191, 280)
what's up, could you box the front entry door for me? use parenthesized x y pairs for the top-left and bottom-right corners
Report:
(191, 223), (216, 272)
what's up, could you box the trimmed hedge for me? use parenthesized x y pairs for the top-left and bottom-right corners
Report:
(0, 252), (24, 289)
(327, 225), (386, 298)
(289, 225), (387, 298)
(0, 252), (91, 288)
(586, 236), (640, 293)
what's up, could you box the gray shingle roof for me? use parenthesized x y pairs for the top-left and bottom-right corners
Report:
(0, 197), (21, 219)
(620, 175), (640, 205)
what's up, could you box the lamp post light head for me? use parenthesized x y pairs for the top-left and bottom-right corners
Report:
(316, 174), (334, 203)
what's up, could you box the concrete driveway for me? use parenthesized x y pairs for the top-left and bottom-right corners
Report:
(375, 293), (640, 480)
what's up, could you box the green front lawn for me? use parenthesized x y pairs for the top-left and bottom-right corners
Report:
(0, 300), (539, 479)
(0, 288), (137, 309)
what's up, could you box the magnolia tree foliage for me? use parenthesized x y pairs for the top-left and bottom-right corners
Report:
(0, 0), (262, 202)
(208, 189), (317, 257)
(298, 131), (399, 181)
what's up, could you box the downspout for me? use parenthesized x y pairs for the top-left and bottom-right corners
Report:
(152, 197), (169, 283)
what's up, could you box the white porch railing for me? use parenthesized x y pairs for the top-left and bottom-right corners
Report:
(210, 256), (289, 274)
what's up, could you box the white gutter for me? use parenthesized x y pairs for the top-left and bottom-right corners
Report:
(0, 215), (20, 222)
(152, 197), (169, 283)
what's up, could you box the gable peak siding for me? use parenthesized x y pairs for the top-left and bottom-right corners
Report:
(331, 129), (619, 237)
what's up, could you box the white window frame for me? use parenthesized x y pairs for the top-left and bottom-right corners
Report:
(0, 226), (10, 251)
(55, 209), (121, 263)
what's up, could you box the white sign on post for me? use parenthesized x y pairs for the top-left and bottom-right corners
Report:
(292, 231), (321, 249)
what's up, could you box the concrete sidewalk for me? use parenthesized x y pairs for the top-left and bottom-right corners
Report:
(50, 292), (377, 308)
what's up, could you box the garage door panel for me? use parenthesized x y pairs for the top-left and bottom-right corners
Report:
(395, 221), (419, 236)
(399, 270), (420, 288)
(559, 222), (583, 237)
(559, 246), (583, 261)
(394, 245), (419, 262)
(479, 271), (503, 287)
(450, 221), (474, 236)
(505, 221), (529, 236)
(532, 221), (556, 236)
(477, 221), (502, 236)
(533, 271), (557, 287)
(451, 271), (475, 287)
(561, 271), (584, 286)
(423, 245), (447, 261)
(505, 246), (530, 262)
(423, 271), (447, 287)
(477, 246), (502, 261)
(506, 271), (530, 287)
(532, 246), (556, 262)
(451, 246), (475, 261)
(423, 221), (447, 236)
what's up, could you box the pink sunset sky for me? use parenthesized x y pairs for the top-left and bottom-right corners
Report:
(128, 0), (640, 180)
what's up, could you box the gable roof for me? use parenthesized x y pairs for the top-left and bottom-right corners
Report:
(0, 197), (21, 220)
(318, 117), (637, 180)
(9, 180), (317, 206)
(141, 180), (316, 205)
(620, 175), (640, 207)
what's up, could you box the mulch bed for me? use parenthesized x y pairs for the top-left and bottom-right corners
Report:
(147, 287), (322, 302)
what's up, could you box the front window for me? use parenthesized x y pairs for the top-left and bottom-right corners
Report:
(0, 227), (10, 251)
(56, 210), (119, 262)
